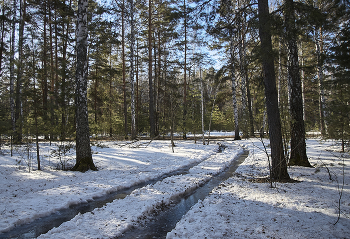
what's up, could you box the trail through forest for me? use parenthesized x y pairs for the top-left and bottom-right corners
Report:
(0, 136), (349, 238)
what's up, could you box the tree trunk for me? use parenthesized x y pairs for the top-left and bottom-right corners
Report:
(247, 77), (254, 136)
(258, 0), (290, 180)
(122, 0), (128, 139)
(130, 0), (136, 140)
(284, 0), (311, 167)
(72, 0), (97, 172)
(200, 68), (205, 145)
(315, 27), (326, 136)
(136, 39), (139, 135)
(238, 6), (248, 138)
(60, 0), (72, 141)
(149, 0), (155, 138)
(42, 0), (49, 139)
(14, 0), (25, 144)
(230, 29), (240, 140)
(10, 0), (16, 141)
(183, 0), (187, 139)
(0, 5), (5, 74)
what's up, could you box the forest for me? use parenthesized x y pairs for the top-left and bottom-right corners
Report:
(0, 0), (349, 170)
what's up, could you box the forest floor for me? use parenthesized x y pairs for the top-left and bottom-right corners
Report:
(0, 134), (349, 238)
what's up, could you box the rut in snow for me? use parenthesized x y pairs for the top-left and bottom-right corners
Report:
(117, 150), (249, 239)
(1, 142), (227, 239)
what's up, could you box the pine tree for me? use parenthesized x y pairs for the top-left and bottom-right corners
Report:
(258, 0), (290, 180)
(284, 0), (311, 167)
(326, 12), (350, 152)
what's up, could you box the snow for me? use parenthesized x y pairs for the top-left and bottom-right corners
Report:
(0, 137), (349, 238)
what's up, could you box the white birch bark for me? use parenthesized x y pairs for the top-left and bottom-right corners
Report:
(74, 0), (96, 171)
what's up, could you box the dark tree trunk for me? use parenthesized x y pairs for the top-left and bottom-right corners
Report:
(72, 0), (96, 172)
(130, 0), (136, 140)
(14, 0), (26, 144)
(284, 0), (311, 167)
(60, 0), (72, 141)
(149, 0), (155, 138)
(122, 0), (128, 139)
(247, 77), (255, 137)
(183, 0), (187, 139)
(258, 0), (290, 180)
(42, 0), (49, 140)
(229, 29), (240, 141)
(10, 0), (16, 141)
(0, 6), (5, 74)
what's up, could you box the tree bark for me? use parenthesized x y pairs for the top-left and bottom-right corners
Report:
(149, 0), (155, 138)
(183, 0), (187, 139)
(10, 0), (16, 141)
(14, 0), (25, 144)
(130, 0), (136, 139)
(122, 0), (128, 139)
(284, 0), (311, 167)
(72, 0), (97, 172)
(258, 0), (290, 180)
(200, 68), (205, 145)
(230, 29), (240, 140)
(238, 4), (248, 138)
(315, 27), (326, 136)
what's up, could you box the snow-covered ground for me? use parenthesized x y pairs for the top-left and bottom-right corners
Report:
(0, 137), (349, 238)
(168, 139), (350, 239)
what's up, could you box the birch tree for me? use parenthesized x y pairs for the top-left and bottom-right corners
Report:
(72, 0), (97, 172)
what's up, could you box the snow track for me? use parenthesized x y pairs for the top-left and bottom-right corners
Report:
(37, 143), (243, 238)
(0, 141), (218, 236)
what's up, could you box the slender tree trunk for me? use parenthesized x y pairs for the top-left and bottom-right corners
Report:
(42, 1), (49, 139)
(299, 41), (306, 121)
(315, 27), (326, 136)
(73, 0), (97, 172)
(284, 0), (311, 167)
(32, 35), (40, 170)
(149, 0), (155, 138)
(238, 5), (248, 138)
(122, 0), (128, 139)
(15, 0), (25, 144)
(258, 0), (290, 180)
(136, 39), (139, 134)
(49, 0), (56, 141)
(109, 44), (113, 137)
(10, 0), (16, 141)
(183, 0), (187, 139)
(0, 5), (5, 74)
(247, 77), (254, 136)
(230, 30), (240, 140)
(94, 67), (98, 123)
(157, 30), (161, 136)
(153, 32), (158, 136)
(60, 0), (72, 141)
(130, 0), (136, 140)
(200, 68), (205, 145)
